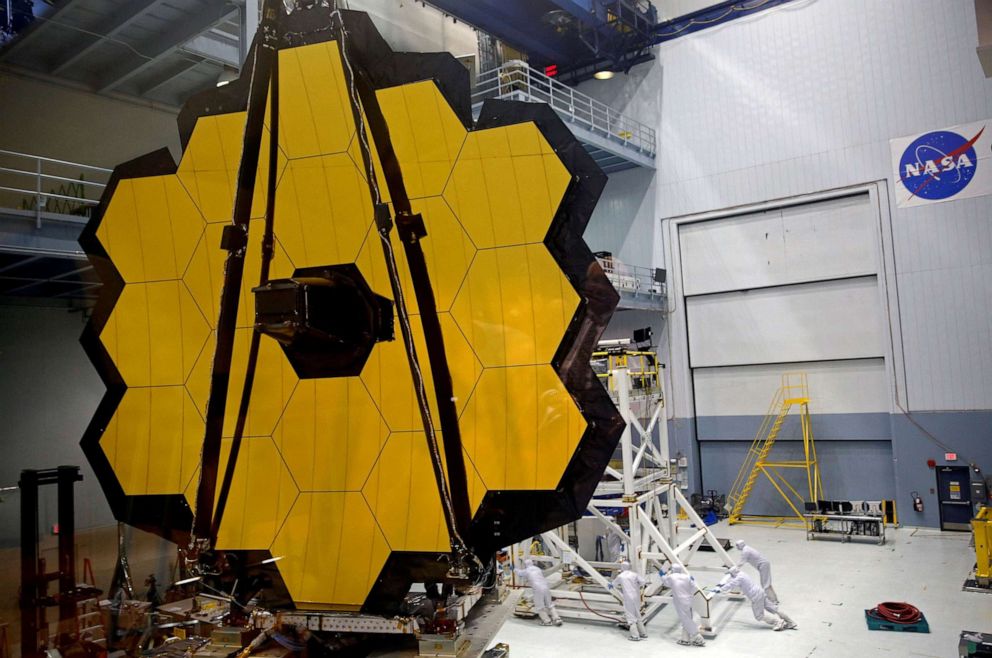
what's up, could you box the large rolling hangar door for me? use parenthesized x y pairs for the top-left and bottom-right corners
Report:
(675, 191), (897, 513)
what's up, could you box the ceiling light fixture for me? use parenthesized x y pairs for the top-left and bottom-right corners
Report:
(593, 69), (615, 80)
(216, 67), (239, 87)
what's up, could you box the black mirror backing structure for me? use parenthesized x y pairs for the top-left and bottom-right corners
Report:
(78, 5), (623, 613)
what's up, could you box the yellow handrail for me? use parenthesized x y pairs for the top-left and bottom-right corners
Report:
(727, 385), (785, 504)
(727, 372), (821, 528)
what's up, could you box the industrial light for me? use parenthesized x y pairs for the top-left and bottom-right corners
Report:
(216, 67), (238, 87)
(173, 576), (202, 586)
(260, 556), (284, 564)
(594, 69), (615, 80)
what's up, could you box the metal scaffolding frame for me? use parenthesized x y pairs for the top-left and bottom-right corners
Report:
(513, 365), (734, 634)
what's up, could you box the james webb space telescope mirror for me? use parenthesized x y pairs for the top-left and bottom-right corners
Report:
(79, 2), (623, 613)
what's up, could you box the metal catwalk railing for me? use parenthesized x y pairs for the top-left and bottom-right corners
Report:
(472, 60), (656, 159)
(596, 256), (664, 295)
(0, 149), (111, 226)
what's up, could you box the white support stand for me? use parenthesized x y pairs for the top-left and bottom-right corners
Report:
(512, 366), (736, 636)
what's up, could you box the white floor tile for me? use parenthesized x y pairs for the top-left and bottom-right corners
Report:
(491, 521), (990, 657)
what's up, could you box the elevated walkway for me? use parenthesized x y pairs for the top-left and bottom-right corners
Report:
(472, 61), (656, 173)
(0, 150), (107, 301)
(596, 255), (666, 310)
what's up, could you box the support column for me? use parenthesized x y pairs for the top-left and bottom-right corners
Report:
(239, 0), (258, 65)
(616, 367), (634, 498)
(19, 470), (39, 658)
(57, 466), (79, 634)
(614, 367), (642, 576)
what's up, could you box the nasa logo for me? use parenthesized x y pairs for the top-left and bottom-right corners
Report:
(898, 128), (983, 200)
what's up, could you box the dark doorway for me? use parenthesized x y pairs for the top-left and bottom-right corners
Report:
(936, 465), (972, 531)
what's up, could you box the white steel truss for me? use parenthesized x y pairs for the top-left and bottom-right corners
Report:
(512, 366), (734, 634)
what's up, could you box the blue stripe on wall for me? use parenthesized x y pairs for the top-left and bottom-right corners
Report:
(696, 412), (892, 441)
(890, 411), (992, 528)
(678, 410), (991, 528)
(699, 439), (896, 517)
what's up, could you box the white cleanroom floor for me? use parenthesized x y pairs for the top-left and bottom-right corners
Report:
(492, 521), (990, 657)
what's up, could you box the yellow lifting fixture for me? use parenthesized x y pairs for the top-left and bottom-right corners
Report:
(726, 372), (823, 529)
(591, 348), (661, 396)
(972, 505), (992, 588)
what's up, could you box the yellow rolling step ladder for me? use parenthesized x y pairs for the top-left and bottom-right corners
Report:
(725, 372), (823, 528)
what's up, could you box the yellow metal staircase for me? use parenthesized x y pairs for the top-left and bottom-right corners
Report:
(726, 373), (823, 528)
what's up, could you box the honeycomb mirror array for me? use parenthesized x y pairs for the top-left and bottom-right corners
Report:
(91, 39), (586, 609)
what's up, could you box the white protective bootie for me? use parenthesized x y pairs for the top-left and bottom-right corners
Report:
(776, 609), (797, 629)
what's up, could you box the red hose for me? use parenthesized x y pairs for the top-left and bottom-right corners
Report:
(578, 591), (624, 622)
(868, 602), (922, 624)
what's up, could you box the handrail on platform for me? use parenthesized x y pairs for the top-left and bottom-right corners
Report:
(0, 149), (111, 227)
(472, 60), (657, 158)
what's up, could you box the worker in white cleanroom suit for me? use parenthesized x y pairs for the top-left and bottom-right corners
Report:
(610, 560), (648, 641)
(713, 566), (797, 631)
(735, 539), (778, 603)
(518, 559), (562, 626)
(659, 564), (706, 647)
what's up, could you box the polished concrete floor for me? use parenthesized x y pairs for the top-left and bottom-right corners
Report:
(0, 520), (986, 658)
(492, 521), (990, 657)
